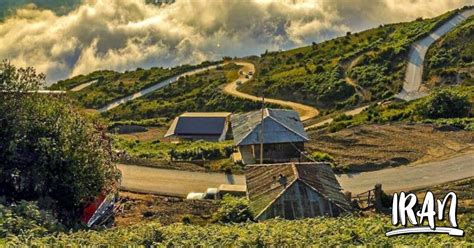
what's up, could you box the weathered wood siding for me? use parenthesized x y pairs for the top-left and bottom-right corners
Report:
(252, 142), (304, 163)
(258, 181), (342, 220)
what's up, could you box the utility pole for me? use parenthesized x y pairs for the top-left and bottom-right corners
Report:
(260, 96), (265, 164)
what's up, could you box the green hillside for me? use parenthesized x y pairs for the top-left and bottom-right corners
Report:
(102, 64), (278, 120)
(239, 10), (460, 111)
(424, 15), (474, 86)
(52, 62), (219, 109)
(49, 8), (472, 121)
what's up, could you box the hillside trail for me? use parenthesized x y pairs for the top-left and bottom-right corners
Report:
(222, 62), (319, 121)
(344, 55), (371, 102)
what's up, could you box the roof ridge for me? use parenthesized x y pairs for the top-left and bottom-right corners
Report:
(235, 110), (270, 145)
(267, 115), (309, 141)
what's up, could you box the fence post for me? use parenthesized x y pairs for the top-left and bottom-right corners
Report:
(374, 184), (383, 212)
(344, 191), (352, 202)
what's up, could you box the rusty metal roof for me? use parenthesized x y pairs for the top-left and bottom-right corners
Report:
(245, 162), (351, 217)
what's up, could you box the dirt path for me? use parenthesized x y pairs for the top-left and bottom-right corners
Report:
(396, 9), (474, 101)
(345, 77), (371, 102)
(304, 105), (369, 130)
(222, 62), (319, 121)
(119, 152), (474, 196)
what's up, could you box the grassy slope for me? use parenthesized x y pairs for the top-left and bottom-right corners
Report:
(425, 14), (474, 86)
(239, 10), (458, 112)
(103, 63), (279, 121)
(314, 85), (474, 133)
(50, 61), (219, 109)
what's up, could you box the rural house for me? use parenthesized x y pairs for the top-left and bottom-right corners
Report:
(231, 108), (309, 164)
(165, 112), (231, 141)
(245, 162), (351, 220)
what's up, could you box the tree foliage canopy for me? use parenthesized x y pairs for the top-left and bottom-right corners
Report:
(0, 60), (121, 223)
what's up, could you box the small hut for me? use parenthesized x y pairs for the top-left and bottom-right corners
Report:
(245, 162), (351, 220)
(231, 108), (309, 164)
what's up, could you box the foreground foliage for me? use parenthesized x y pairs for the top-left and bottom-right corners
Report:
(0, 60), (120, 224)
(0, 201), (63, 242)
(7, 214), (472, 247)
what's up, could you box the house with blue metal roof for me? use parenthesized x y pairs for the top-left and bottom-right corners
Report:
(231, 108), (309, 164)
(165, 112), (231, 141)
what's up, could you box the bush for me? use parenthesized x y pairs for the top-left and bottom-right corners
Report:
(213, 196), (253, 223)
(0, 61), (121, 224)
(0, 201), (63, 241)
(417, 89), (470, 119)
(309, 152), (334, 162)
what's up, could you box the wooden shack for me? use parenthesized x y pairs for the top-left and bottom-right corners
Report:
(245, 162), (351, 220)
(231, 108), (309, 164)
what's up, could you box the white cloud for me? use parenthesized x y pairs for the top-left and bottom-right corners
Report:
(0, 0), (471, 84)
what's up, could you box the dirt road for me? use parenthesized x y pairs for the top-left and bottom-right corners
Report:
(119, 152), (474, 196)
(223, 62), (319, 121)
(118, 164), (246, 197)
(337, 152), (474, 194)
(397, 9), (474, 101)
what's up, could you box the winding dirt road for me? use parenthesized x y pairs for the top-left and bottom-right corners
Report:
(223, 62), (319, 121)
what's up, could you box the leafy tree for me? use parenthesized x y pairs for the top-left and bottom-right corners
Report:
(0, 60), (121, 224)
(418, 89), (471, 119)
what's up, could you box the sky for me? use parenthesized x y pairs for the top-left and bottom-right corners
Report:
(0, 0), (471, 83)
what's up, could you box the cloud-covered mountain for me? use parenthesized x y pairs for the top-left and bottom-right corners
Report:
(0, 0), (471, 83)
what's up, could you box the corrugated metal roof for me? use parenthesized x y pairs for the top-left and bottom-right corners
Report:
(245, 162), (351, 217)
(231, 108), (309, 146)
(165, 113), (229, 137)
(180, 112), (231, 117)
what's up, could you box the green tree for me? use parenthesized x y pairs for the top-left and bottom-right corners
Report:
(418, 89), (471, 119)
(0, 60), (121, 224)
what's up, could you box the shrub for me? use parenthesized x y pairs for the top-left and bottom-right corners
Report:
(213, 196), (253, 223)
(309, 152), (334, 162)
(0, 201), (63, 242)
(417, 89), (470, 119)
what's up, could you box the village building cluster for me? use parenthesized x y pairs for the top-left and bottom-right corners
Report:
(165, 108), (351, 220)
